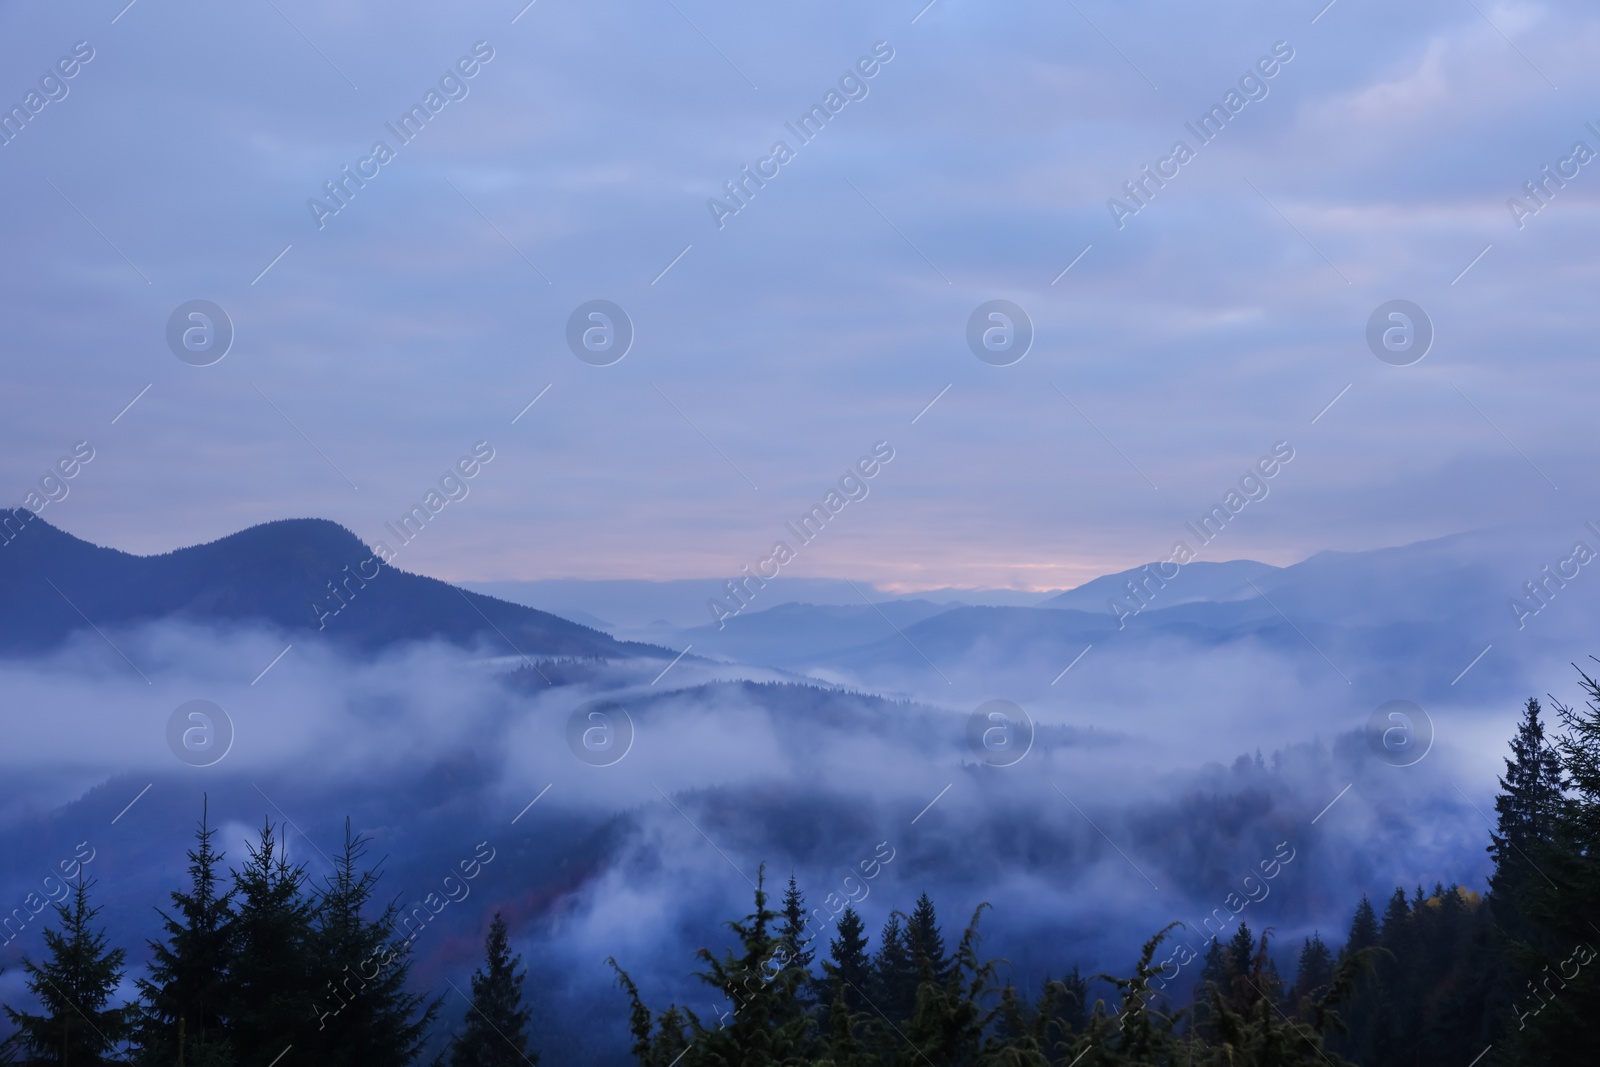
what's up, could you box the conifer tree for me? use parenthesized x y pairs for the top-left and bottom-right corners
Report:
(1505, 669), (1600, 1061)
(1369, 889), (1416, 1063)
(868, 914), (915, 1027)
(610, 879), (1377, 1066)
(614, 867), (815, 1066)
(1344, 896), (1378, 955)
(1192, 928), (1360, 1067)
(2, 876), (132, 1065)
(821, 988), (867, 1067)
(227, 821), (315, 1067)
(772, 875), (814, 1036)
(814, 906), (869, 1027)
(1189, 936), (1229, 1039)
(609, 963), (687, 1067)
(901, 905), (998, 1063)
(904, 893), (948, 986)
(1417, 884), (1498, 1063)
(1489, 698), (1566, 933)
(1049, 966), (1089, 1037)
(1087, 925), (1184, 1065)
(644, 1006), (690, 1067)
(777, 876), (814, 976)
(992, 981), (1061, 1067)
(1287, 934), (1334, 1014)
(1225, 923), (1256, 995)
(309, 821), (438, 1066)
(1201, 923), (1279, 1022)
(134, 799), (236, 1067)
(449, 913), (535, 1066)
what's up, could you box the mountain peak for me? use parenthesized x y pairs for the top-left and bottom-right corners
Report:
(0, 513), (638, 659)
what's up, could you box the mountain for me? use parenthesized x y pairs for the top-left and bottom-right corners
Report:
(672, 598), (960, 669)
(663, 523), (1578, 713)
(1044, 559), (1282, 613)
(0, 511), (656, 659)
(463, 578), (1056, 635)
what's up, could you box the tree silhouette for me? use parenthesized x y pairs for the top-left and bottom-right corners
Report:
(1490, 698), (1566, 936)
(814, 905), (869, 1030)
(309, 821), (438, 1066)
(134, 799), (235, 1067)
(226, 821), (314, 1067)
(1287, 933), (1333, 1015)
(449, 912), (535, 1066)
(1507, 670), (1600, 1061)
(868, 914), (914, 1027)
(3, 876), (132, 1065)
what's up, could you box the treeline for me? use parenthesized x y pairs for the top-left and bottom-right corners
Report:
(0, 812), (535, 1066)
(610, 873), (1368, 1066)
(610, 672), (1600, 1066)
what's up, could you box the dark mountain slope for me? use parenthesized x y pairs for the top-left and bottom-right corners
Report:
(0, 511), (658, 659)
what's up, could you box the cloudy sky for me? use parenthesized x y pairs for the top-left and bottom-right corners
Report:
(2, 0), (1594, 591)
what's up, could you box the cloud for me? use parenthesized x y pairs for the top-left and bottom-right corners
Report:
(0, 0), (1594, 588)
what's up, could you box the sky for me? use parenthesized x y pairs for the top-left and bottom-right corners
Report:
(2, 0), (1596, 592)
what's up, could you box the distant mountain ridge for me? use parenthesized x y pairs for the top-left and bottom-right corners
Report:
(464, 577), (1054, 632)
(1043, 558), (1282, 613)
(0, 511), (653, 659)
(624, 522), (1571, 711)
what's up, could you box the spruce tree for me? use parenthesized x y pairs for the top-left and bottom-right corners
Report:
(813, 906), (869, 1030)
(1190, 928), (1358, 1067)
(1189, 937), (1228, 1039)
(1225, 923), (1256, 993)
(1087, 925), (1184, 1064)
(904, 893), (948, 985)
(609, 867), (816, 1066)
(1052, 966), (1089, 1036)
(1208, 922), (1279, 1019)
(1415, 885), (1497, 1064)
(776, 876), (814, 976)
(644, 1006), (689, 1067)
(1335, 887), (1449, 1067)
(821, 988), (867, 1067)
(902, 904), (998, 1063)
(686, 868), (814, 1065)
(134, 799), (236, 1067)
(2, 876), (132, 1065)
(1328, 898), (1380, 1065)
(1506, 669), (1600, 1062)
(608, 963), (688, 1067)
(227, 821), (315, 1067)
(1344, 896), (1378, 954)
(610, 873), (1392, 1066)
(449, 913), (536, 1066)
(772, 875), (813, 1034)
(869, 914), (915, 1027)
(1374, 889), (1417, 1066)
(1287, 934), (1334, 1013)
(309, 821), (438, 1066)
(1489, 698), (1565, 932)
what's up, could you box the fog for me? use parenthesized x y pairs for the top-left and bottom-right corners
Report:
(0, 594), (1547, 1062)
